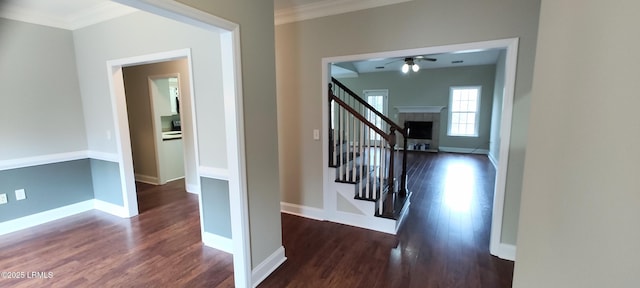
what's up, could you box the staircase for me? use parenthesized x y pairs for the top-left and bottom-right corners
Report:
(327, 78), (411, 232)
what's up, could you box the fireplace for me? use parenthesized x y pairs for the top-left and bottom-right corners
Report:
(405, 121), (433, 140)
(396, 106), (445, 151)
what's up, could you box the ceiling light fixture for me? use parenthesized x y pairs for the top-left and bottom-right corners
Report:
(402, 57), (419, 73)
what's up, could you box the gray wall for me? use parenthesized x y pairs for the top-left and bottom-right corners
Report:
(0, 160), (94, 222)
(513, 1), (640, 287)
(0, 18), (87, 160)
(489, 50), (506, 163)
(339, 65), (496, 151)
(178, 0), (283, 269)
(275, 0), (540, 245)
(90, 159), (123, 206)
(201, 177), (232, 238)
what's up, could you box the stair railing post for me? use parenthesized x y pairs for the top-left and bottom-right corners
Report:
(385, 127), (397, 216)
(328, 83), (334, 167)
(400, 128), (408, 197)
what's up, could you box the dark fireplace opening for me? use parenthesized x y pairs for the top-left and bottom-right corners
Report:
(405, 121), (433, 140)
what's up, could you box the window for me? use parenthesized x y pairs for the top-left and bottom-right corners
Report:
(448, 86), (481, 137)
(364, 90), (388, 141)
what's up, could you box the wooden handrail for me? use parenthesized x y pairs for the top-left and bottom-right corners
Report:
(331, 77), (406, 137)
(330, 91), (391, 142)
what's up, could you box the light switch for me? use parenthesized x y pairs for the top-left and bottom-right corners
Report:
(0, 194), (7, 205)
(15, 189), (26, 201)
(313, 129), (320, 140)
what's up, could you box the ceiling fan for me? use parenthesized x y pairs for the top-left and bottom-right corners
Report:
(386, 55), (437, 73)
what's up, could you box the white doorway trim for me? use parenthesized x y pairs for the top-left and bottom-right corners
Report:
(109, 1), (252, 287)
(321, 37), (519, 261)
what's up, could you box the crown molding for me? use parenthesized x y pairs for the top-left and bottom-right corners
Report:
(275, 0), (413, 26)
(0, 1), (137, 30)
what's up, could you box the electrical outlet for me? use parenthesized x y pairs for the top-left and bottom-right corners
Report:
(313, 129), (320, 140)
(0, 193), (7, 205)
(15, 189), (26, 201)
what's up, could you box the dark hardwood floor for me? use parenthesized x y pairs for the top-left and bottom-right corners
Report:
(260, 152), (514, 288)
(0, 152), (512, 287)
(0, 179), (235, 287)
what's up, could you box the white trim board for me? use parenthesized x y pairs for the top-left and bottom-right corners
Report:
(0, 200), (94, 236)
(281, 202), (397, 235)
(280, 202), (326, 221)
(439, 146), (489, 155)
(251, 246), (286, 288)
(0, 150), (120, 171)
(275, 0), (413, 25)
(108, 1), (253, 286)
(199, 166), (230, 181)
(134, 173), (160, 185)
(202, 232), (233, 254)
(322, 37), (520, 260)
(94, 199), (130, 218)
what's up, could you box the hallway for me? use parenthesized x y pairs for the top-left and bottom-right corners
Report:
(261, 152), (513, 287)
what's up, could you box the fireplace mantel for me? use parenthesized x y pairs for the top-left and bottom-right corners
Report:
(395, 106), (445, 113)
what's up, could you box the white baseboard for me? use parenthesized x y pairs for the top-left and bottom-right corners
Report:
(135, 173), (160, 185)
(280, 202), (325, 221)
(488, 153), (498, 168)
(439, 146), (489, 155)
(202, 232), (233, 254)
(252, 246), (286, 288)
(186, 183), (200, 194)
(491, 242), (516, 261)
(94, 199), (130, 218)
(0, 200), (94, 236)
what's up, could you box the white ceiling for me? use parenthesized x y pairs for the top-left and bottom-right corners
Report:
(2, 0), (500, 73)
(333, 49), (502, 77)
(0, 0), (137, 30)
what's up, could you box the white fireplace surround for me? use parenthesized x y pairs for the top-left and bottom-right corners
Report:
(396, 106), (445, 151)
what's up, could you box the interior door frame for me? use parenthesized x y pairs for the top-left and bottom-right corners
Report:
(110, 1), (253, 286)
(321, 38), (519, 261)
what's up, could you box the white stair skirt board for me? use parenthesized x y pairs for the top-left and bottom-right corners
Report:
(335, 184), (374, 215)
(0, 200), (94, 236)
(134, 173), (160, 185)
(94, 200), (130, 218)
(331, 210), (397, 235)
(202, 232), (233, 254)
(280, 202), (326, 221)
(252, 246), (286, 288)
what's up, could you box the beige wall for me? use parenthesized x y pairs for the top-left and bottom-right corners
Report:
(122, 59), (192, 184)
(513, 1), (640, 287)
(275, 0), (540, 245)
(177, 0), (283, 269)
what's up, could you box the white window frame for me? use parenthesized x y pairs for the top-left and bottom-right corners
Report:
(448, 86), (481, 137)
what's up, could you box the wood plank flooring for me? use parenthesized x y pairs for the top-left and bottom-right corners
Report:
(0, 180), (235, 287)
(259, 152), (513, 287)
(0, 152), (512, 287)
